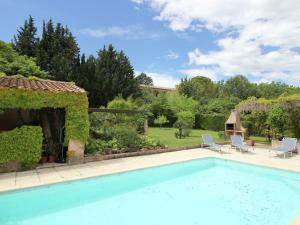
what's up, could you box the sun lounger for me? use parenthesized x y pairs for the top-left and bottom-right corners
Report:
(270, 137), (297, 158)
(202, 134), (223, 153)
(230, 135), (249, 152)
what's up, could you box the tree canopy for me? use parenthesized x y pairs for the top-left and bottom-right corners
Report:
(13, 15), (39, 58)
(72, 45), (139, 107)
(0, 40), (48, 78)
(178, 76), (218, 104)
(135, 72), (153, 86)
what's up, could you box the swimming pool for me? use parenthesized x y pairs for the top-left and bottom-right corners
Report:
(1, 158), (300, 225)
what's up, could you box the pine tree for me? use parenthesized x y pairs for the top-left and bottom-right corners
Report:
(13, 15), (39, 57)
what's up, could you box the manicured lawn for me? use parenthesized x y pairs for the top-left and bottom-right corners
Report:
(148, 127), (227, 148)
(251, 136), (271, 144)
(149, 127), (270, 148)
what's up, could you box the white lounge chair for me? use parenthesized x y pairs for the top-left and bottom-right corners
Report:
(202, 134), (223, 153)
(230, 135), (249, 152)
(270, 138), (297, 158)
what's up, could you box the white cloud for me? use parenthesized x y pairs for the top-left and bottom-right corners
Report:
(79, 24), (160, 40)
(133, 0), (300, 86)
(166, 50), (179, 60)
(131, 0), (144, 4)
(136, 71), (180, 87)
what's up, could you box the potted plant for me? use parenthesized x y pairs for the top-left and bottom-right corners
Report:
(41, 153), (48, 164)
(246, 139), (255, 146)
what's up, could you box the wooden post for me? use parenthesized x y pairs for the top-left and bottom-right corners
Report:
(144, 116), (148, 136)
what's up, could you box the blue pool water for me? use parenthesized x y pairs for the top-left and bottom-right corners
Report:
(1, 158), (300, 225)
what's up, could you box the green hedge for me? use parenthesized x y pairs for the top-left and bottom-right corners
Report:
(196, 113), (226, 131)
(0, 126), (43, 166)
(0, 88), (89, 145)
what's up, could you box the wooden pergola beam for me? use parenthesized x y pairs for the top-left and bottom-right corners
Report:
(88, 108), (147, 114)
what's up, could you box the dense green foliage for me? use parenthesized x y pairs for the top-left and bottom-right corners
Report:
(222, 75), (257, 99)
(174, 111), (195, 139)
(178, 76), (218, 104)
(154, 115), (169, 127)
(0, 41), (48, 78)
(37, 20), (80, 81)
(87, 97), (163, 154)
(72, 45), (139, 107)
(13, 15), (39, 57)
(12, 17), (138, 107)
(239, 95), (300, 139)
(13, 17), (79, 81)
(177, 75), (300, 134)
(0, 126), (42, 166)
(135, 72), (153, 86)
(266, 105), (291, 139)
(0, 88), (89, 144)
(197, 97), (240, 130)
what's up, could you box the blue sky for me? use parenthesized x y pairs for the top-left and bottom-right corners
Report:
(1, 0), (300, 87)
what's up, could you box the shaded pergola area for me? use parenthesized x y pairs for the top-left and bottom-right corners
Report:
(0, 108), (65, 161)
(0, 76), (89, 168)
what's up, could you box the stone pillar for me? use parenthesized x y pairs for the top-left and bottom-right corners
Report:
(144, 116), (148, 136)
(67, 139), (84, 164)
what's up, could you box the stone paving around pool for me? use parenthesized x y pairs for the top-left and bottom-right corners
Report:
(1, 145), (300, 193)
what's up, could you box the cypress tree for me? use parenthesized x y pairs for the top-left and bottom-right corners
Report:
(37, 19), (80, 81)
(94, 44), (138, 107)
(13, 15), (39, 57)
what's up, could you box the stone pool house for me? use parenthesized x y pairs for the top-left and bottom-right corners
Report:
(0, 76), (89, 171)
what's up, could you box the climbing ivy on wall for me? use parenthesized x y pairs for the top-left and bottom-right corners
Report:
(0, 126), (43, 166)
(0, 88), (89, 145)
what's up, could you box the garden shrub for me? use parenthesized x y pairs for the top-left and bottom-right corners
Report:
(266, 104), (291, 139)
(111, 125), (140, 149)
(174, 111), (195, 139)
(0, 126), (43, 166)
(85, 138), (102, 155)
(154, 115), (169, 127)
(197, 114), (226, 131)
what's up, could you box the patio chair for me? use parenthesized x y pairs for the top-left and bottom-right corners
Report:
(270, 138), (297, 158)
(201, 134), (223, 153)
(230, 135), (249, 152)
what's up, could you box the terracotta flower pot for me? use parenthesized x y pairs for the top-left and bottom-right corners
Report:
(246, 140), (255, 146)
(48, 155), (55, 163)
(41, 156), (48, 164)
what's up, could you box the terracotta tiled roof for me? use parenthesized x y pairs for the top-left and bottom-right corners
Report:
(0, 76), (85, 94)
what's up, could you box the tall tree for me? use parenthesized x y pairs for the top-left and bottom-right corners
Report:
(72, 54), (97, 105)
(257, 81), (300, 99)
(12, 16), (39, 57)
(93, 45), (138, 107)
(0, 40), (48, 78)
(37, 19), (80, 81)
(72, 45), (138, 107)
(135, 72), (153, 86)
(178, 76), (218, 104)
(224, 75), (256, 99)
